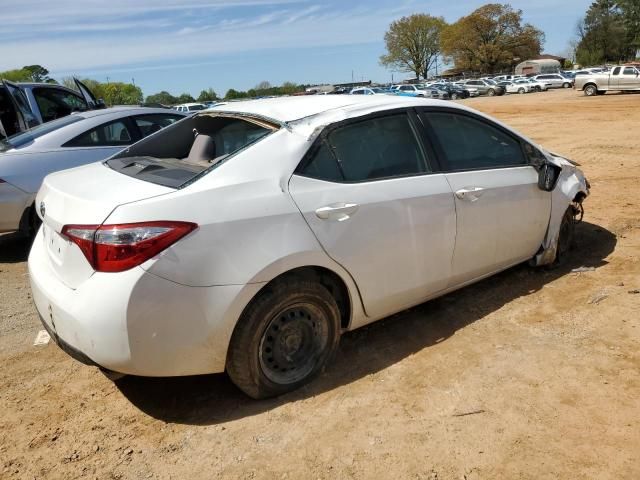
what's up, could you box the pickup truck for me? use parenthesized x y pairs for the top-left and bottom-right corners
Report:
(574, 65), (640, 96)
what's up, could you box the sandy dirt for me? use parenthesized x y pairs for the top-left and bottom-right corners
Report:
(1, 89), (639, 480)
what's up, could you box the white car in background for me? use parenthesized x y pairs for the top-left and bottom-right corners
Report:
(174, 103), (207, 112)
(514, 78), (549, 92)
(29, 96), (589, 399)
(532, 74), (573, 89)
(0, 107), (185, 234)
(349, 87), (387, 95)
(498, 81), (531, 94)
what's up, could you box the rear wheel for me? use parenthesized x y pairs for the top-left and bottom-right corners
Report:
(563, 82), (571, 88)
(451, 92), (459, 100)
(518, 87), (525, 94)
(487, 89), (496, 97)
(227, 278), (341, 399)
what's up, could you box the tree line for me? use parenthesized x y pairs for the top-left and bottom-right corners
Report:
(575, 0), (640, 65)
(380, 1), (640, 80)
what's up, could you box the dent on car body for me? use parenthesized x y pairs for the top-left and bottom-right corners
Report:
(534, 152), (590, 266)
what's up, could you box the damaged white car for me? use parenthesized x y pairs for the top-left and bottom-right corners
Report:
(28, 96), (589, 399)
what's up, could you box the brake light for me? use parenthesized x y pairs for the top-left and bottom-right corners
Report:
(61, 221), (197, 272)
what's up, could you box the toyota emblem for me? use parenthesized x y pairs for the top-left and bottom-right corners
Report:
(39, 201), (46, 218)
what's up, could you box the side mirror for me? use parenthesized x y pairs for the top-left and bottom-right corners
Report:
(538, 163), (562, 192)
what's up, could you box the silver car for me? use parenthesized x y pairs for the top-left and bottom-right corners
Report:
(0, 107), (185, 234)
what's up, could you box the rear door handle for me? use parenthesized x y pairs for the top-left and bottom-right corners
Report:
(315, 203), (359, 221)
(455, 187), (485, 202)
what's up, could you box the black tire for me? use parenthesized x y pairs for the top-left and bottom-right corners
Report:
(451, 92), (458, 100)
(518, 87), (525, 94)
(584, 84), (598, 96)
(535, 86), (541, 92)
(487, 89), (496, 97)
(227, 278), (341, 399)
(551, 207), (576, 267)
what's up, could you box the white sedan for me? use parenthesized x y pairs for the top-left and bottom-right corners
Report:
(498, 81), (531, 94)
(28, 96), (589, 398)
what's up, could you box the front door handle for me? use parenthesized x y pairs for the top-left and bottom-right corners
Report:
(455, 187), (485, 202)
(315, 203), (359, 221)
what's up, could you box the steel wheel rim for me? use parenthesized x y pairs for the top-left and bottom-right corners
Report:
(259, 303), (329, 385)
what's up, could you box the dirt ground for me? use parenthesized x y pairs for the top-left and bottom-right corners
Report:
(1, 89), (639, 480)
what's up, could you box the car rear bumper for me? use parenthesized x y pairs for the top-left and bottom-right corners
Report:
(28, 227), (265, 376)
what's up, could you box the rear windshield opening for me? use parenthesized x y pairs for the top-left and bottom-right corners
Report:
(106, 113), (278, 188)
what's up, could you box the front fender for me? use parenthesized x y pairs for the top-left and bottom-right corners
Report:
(534, 154), (590, 266)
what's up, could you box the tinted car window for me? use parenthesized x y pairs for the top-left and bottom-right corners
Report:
(623, 67), (637, 75)
(64, 119), (134, 147)
(326, 114), (428, 182)
(424, 112), (525, 171)
(298, 141), (343, 182)
(33, 87), (86, 123)
(133, 114), (182, 137)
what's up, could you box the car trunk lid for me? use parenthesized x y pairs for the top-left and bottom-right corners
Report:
(36, 162), (173, 288)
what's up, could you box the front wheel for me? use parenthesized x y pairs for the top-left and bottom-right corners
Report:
(518, 88), (525, 94)
(563, 82), (571, 88)
(487, 89), (496, 96)
(451, 92), (458, 100)
(226, 278), (341, 399)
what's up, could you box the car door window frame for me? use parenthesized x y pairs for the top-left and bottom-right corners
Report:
(295, 108), (435, 183)
(415, 106), (534, 173)
(63, 116), (141, 148)
(129, 113), (184, 139)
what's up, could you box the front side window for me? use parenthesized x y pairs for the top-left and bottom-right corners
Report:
(424, 112), (526, 171)
(612, 67), (621, 75)
(33, 88), (86, 123)
(323, 114), (428, 182)
(64, 119), (134, 147)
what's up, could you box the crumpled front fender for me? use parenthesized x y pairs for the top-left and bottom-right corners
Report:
(534, 153), (590, 266)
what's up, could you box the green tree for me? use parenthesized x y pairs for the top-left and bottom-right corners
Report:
(224, 89), (247, 100)
(145, 91), (178, 105)
(0, 68), (32, 82)
(176, 93), (196, 103)
(576, 0), (631, 65)
(441, 3), (544, 73)
(197, 88), (218, 102)
(380, 14), (447, 80)
(60, 77), (141, 106)
(23, 65), (52, 83)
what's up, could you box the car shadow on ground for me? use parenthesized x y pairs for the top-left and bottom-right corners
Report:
(115, 220), (616, 425)
(0, 232), (31, 263)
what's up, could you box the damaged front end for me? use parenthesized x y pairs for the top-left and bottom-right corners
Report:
(533, 152), (590, 266)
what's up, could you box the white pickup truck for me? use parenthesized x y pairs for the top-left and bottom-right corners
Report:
(574, 65), (640, 96)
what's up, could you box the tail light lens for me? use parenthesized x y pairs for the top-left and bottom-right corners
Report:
(61, 221), (197, 272)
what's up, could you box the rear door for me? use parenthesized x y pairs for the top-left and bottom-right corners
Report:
(73, 78), (104, 110)
(619, 67), (640, 90)
(289, 110), (456, 319)
(2, 80), (40, 133)
(419, 108), (551, 286)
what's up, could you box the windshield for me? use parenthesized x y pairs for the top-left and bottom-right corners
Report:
(0, 114), (83, 152)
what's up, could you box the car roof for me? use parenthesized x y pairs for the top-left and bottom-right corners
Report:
(205, 95), (436, 123)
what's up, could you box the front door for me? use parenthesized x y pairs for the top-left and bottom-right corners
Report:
(420, 109), (551, 286)
(2, 80), (39, 134)
(289, 111), (456, 319)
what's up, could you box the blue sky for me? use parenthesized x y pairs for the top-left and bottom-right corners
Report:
(0, 0), (591, 98)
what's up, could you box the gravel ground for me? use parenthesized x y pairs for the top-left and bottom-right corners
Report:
(1, 89), (639, 480)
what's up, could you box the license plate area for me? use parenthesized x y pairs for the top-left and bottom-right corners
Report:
(43, 223), (70, 266)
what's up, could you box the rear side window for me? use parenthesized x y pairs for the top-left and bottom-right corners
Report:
(133, 114), (182, 138)
(298, 114), (428, 182)
(424, 112), (525, 171)
(64, 119), (134, 147)
(623, 67), (637, 75)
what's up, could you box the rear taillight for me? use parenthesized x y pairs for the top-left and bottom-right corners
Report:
(61, 221), (197, 272)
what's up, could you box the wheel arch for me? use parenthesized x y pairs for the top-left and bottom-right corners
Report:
(245, 252), (368, 331)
